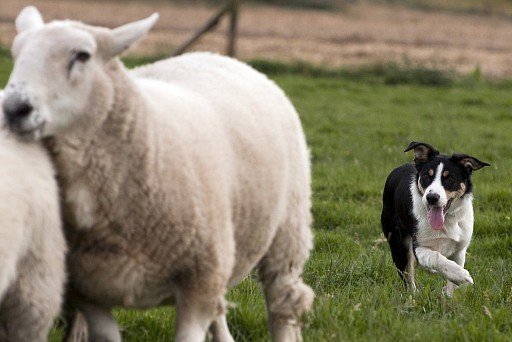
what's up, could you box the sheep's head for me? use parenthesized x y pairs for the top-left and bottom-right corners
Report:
(3, 6), (158, 140)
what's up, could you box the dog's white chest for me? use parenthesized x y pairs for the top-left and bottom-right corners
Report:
(417, 234), (459, 258)
(416, 208), (474, 258)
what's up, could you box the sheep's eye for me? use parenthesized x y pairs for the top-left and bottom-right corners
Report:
(74, 51), (91, 63)
(68, 51), (91, 74)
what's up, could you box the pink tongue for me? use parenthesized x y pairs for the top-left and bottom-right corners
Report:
(428, 206), (444, 230)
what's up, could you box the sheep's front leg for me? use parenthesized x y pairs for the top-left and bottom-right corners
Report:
(415, 247), (473, 285)
(0, 261), (64, 342)
(443, 247), (469, 297)
(67, 301), (121, 342)
(65, 310), (88, 342)
(0, 220), (25, 300)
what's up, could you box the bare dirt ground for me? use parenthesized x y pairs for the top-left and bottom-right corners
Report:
(2, 0), (512, 78)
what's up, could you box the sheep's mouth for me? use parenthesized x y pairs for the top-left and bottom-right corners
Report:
(8, 121), (45, 141)
(426, 199), (453, 230)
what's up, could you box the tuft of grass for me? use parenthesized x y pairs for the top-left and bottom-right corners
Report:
(122, 55), (166, 69)
(382, 61), (454, 86)
(250, 59), (383, 82)
(250, 59), (458, 86)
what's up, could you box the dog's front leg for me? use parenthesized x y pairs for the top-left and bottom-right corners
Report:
(415, 247), (473, 285)
(443, 247), (470, 296)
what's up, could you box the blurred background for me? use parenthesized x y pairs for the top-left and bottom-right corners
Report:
(2, 0), (512, 79)
(1, 2), (511, 341)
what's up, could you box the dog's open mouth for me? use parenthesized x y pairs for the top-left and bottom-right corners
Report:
(427, 199), (453, 230)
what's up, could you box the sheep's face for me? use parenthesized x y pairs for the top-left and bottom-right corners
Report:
(3, 6), (158, 140)
(4, 23), (98, 139)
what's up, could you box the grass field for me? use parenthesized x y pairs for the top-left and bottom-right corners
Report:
(1, 51), (511, 341)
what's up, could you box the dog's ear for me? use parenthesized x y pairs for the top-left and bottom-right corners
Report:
(404, 141), (439, 164)
(451, 154), (490, 173)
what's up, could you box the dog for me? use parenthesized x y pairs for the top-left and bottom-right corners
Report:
(381, 141), (489, 295)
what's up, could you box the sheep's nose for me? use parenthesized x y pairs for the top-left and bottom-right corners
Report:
(2, 95), (33, 125)
(426, 193), (440, 205)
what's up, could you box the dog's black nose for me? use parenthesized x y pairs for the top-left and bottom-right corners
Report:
(3, 95), (33, 126)
(426, 193), (440, 205)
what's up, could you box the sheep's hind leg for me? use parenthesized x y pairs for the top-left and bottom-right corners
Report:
(175, 289), (230, 342)
(258, 219), (314, 341)
(208, 314), (235, 342)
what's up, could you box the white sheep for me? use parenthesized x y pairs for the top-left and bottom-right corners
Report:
(4, 7), (314, 341)
(0, 90), (66, 341)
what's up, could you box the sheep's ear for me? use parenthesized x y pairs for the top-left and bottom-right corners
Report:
(107, 13), (159, 58)
(16, 6), (44, 33)
(404, 141), (439, 164)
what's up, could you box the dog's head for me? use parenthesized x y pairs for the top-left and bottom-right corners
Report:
(405, 141), (489, 230)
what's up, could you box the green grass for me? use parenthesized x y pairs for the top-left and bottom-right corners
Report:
(0, 46), (13, 87)
(285, 74), (512, 341)
(1, 51), (511, 340)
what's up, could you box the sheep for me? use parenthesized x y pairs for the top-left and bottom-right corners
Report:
(3, 6), (315, 342)
(0, 90), (66, 341)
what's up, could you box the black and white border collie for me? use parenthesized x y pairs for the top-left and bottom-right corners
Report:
(381, 142), (489, 295)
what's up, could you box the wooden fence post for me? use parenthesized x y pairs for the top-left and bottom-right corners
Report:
(172, 0), (239, 57)
(227, 0), (239, 56)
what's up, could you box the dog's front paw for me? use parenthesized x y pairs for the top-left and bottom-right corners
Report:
(443, 263), (474, 285)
